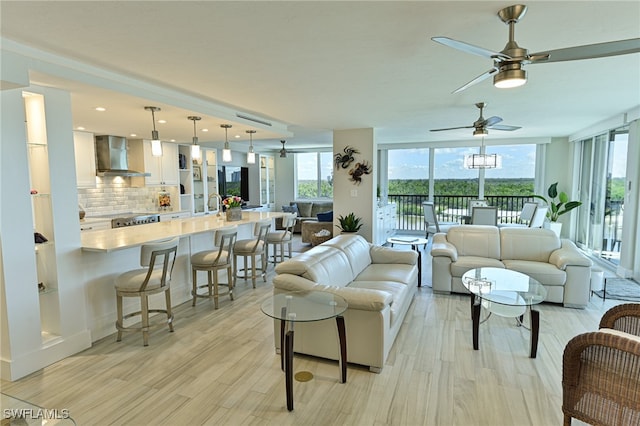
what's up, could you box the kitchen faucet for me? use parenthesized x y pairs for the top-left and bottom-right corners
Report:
(208, 193), (223, 217)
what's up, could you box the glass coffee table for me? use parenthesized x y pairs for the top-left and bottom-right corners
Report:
(261, 291), (348, 411)
(462, 267), (547, 358)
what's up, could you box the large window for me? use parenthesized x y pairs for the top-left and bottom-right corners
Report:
(295, 152), (333, 199)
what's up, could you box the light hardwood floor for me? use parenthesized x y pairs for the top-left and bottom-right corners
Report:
(1, 242), (622, 425)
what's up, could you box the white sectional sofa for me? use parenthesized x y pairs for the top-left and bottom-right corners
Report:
(272, 234), (418, 372)
(430, 225), (593, 308)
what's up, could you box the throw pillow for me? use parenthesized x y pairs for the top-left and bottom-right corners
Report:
(317, 211), (333, 222)
(282, 203), (300, 216)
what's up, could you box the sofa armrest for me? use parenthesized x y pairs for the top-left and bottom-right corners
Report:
(273, 274), (393, 311)
(370, 245), (418, 265)
(549, 239), (592, 270)
(430, 234), (458, 262)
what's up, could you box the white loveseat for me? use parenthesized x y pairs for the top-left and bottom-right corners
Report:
(272, 234), (418, 372)
(431, 225), (593, 308)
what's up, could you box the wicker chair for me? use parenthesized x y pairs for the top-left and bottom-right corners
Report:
(562, 303), (640, 426)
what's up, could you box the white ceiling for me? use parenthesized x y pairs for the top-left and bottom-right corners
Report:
(2, 1), (639, 152)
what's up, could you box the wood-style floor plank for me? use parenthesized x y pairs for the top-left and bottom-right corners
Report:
(1, 244), (622, 425)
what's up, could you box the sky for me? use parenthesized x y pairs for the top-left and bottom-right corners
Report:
(389, 145), (536, 180)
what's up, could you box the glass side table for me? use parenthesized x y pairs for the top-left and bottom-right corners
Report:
(261, 291), (348, 411)
(1, 392), (75, 425)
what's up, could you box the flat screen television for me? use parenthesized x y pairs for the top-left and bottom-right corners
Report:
(218, 166), (249, 202)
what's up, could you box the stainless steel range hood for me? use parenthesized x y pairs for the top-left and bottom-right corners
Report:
(95, 135), (150, 177)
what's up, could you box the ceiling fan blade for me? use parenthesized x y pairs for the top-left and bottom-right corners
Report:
(488, 124), (522, 131)
(483, 116), (503, 127)
(430, 125), (475, 132)
(529, 38), (640, 63)
(432, 37), (510, 60)
(452, 67), (499, 94)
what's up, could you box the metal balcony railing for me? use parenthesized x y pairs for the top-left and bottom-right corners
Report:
(388, 194), (538, 232)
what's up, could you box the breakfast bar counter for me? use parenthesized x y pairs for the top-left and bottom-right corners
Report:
(81, 211), (286, 252)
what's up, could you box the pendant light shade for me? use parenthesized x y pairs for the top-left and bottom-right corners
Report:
(145, 106), (162, 157)
(463, 137), (502, 169)
(246, 130), (256, 164)
(221, 124), (232, 162)
(188, 116), (201, 160)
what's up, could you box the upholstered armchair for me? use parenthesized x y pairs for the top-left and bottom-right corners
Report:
(562, 303), (640, 426)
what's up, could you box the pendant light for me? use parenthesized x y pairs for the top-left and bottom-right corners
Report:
(144, 106), (162, 156)
(246, 130), (256, 164)
(464, 136), (502, 169)
(221, 124), (232, 162)
(188, 116), (201, 160)
(279, 140), (287, 158)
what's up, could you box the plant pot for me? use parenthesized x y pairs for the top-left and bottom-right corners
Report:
(226, 207), (242, 222)
(544, 221), (562, 237)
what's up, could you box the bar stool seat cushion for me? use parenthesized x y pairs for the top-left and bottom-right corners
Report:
(191, 250), (232, 267)
(266, 230), (291, 242)
(115, 269), (165, 292)
(234, 239), (265, 254)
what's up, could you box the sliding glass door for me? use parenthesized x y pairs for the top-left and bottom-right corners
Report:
(576, 128), (628, 264)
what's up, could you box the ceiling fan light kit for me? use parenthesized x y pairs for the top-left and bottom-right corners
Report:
(432, 4), (640, 93)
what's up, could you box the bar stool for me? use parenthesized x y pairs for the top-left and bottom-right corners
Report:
(266, 213), (297, 265)
(115, 237), (179, 346)
(234, 219), (271, 288)
(190, 226), (237, 309)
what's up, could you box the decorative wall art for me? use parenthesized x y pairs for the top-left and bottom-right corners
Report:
(334, 145), (372, 185)
(349, 161), (372, 184)
(334, 146), (359, 169)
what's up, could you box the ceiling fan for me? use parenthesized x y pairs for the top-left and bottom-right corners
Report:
(279, 140), (288, 158)
(430, 102), (521, 136)
(432, 4), (640, 93)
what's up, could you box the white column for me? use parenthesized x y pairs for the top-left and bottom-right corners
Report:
(333, 128), (377, 242)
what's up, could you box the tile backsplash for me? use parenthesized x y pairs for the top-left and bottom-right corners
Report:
(78, 177), (179, 216)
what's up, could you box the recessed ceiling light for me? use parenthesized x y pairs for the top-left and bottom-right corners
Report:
(130, 133), (137, 137)
(158, 119), (167, 124)
(235, 134), (241, 138)
(77, 126), (85, 130)
(202, 128), (209, 132)
(95, 107), (106, 112)
(170, 139), (176, 142)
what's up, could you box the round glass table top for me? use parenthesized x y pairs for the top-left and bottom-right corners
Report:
(462, 267), (547, 307)
(261, 291), (348, 322)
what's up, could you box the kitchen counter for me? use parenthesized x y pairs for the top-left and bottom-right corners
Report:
(81, 211), (286, 252)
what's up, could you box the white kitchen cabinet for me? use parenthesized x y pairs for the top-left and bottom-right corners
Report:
(159, 211), (191, 222)
(259, 154), (275, 209)
(193, 148), (219, 215)
(142, 140), (179, 186)
(79, 220), (111, 231)
(178, 144), (193, 212)
(73, 131), (96, 188)
(375, 203), (397, 245)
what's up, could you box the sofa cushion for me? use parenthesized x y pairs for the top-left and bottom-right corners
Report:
(502, 259), (566, 286)
(349, 280), (409, 325)
(323, 234), (372, 277)
(310, 201), (333, 217)
(356, 263), (417, 285)
(450, 256), (505, 278)
(274, 245), (354, 286)
(295, 201), (313, 218)
(446, 225), (501, 259)
(500, 227), (560, 262)
(317, 210), (333, 222)
(282, 203), (300, 216)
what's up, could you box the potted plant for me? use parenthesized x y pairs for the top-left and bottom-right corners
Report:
(532, 182), (582, 236)
(336, 212), (363, 233)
